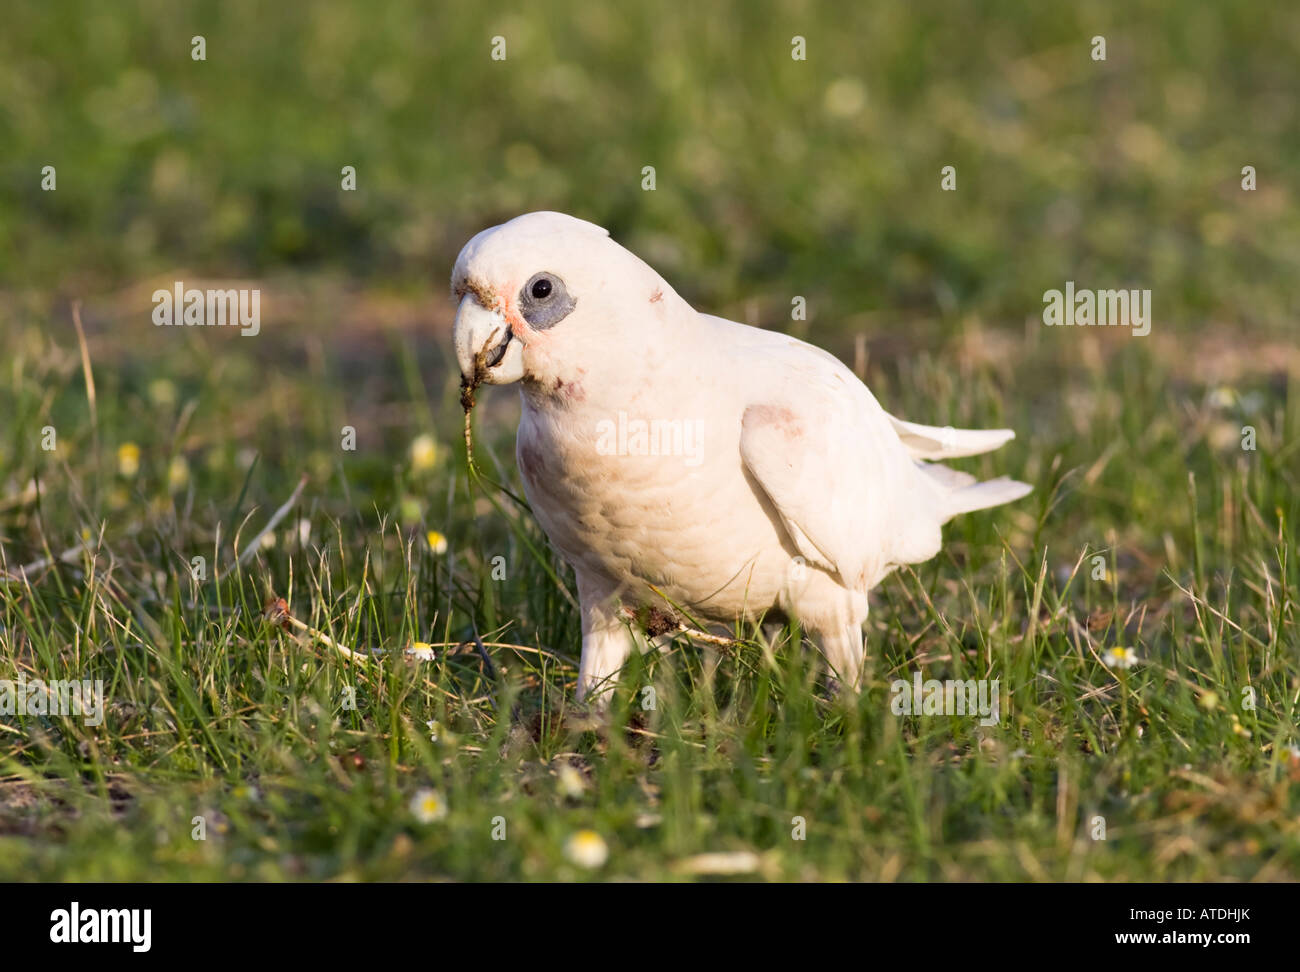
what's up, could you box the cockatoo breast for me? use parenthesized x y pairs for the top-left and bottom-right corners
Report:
(514, 378), (797, 622)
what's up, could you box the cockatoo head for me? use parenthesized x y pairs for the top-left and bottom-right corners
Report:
(451, 212), (674, 398)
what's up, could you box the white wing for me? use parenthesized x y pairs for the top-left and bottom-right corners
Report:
(734, 335), (1028, 590)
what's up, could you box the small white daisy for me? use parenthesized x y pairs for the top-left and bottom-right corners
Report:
(167, 455), (190, 492)
(117, 442), (140, 478)
(564, 829), (608, 869)
(556, 763), (586, 799)
(1103, 647), (1139, 670)
(406, 642), (437, 661)
(408, 434), (438, 473)
(410, 788), (447, 823)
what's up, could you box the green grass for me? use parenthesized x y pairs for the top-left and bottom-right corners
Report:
(1, 310), (1296, 880)
(1, 0), (1298, 880)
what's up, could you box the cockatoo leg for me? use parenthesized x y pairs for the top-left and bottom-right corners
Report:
(819, 620), (865, 692)
(785, 569), (868, 692)
(573, 571), (636, 706)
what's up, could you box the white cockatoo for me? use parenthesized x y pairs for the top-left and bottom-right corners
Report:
(452, 212), (1030, 703)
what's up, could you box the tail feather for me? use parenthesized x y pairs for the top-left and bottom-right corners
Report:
(893, 413), (1030, 521)
(940, 476), (1032, 520)
(888, 415), (1016, 460)
(916, 461), (976, 491)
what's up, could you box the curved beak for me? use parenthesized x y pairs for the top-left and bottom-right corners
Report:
(453, 295), (525, 385)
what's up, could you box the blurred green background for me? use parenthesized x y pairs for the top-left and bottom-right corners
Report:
(2, 0), (1297, 332)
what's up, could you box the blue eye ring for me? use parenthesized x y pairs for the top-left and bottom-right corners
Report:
(519, 272), (576, 329)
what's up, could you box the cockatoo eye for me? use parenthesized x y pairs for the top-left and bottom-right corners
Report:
(519, 272), (576, 329)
